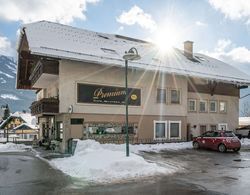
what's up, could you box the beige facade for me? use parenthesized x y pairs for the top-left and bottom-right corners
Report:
(187, 92), (239, 137)
(29, 60), (239, 152)
(16, 21), (249, 154)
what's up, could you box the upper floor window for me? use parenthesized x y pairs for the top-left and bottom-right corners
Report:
(169, 121), (181, 139)
(199, 100), (207, 112)
(209, 101), (217, 112)
(156, 88), (166, 103)
(188, 99), (196, 112)
(219, 101), (227, 113)
(200, 125), (207, 134)
(171, 89), (180, 104)
(210, 125), (217, 131)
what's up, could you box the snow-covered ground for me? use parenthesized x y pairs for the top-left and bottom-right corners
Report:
(102, 141), (193, 154)
(241, 138), (250, 147)
(50, 140), (191, 183)
(0, 143), (31, 152)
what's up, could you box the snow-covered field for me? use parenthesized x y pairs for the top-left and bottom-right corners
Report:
(50, 140), (192, 183)
(0, 143), (31, 152)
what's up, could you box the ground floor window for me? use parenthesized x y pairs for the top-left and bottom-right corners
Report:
(200, 125), (207, 134)
(169, 121), (181, 139)
(218, 123), (228, 130)
(210, 125), (217, 131)
(56, 122), (63, 140)
(87, 123), (136, 134)
(154, 121), (167, 139)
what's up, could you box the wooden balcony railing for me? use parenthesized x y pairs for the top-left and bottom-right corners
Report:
(30, 98), (59, 116)
(29, 60), (59, 87)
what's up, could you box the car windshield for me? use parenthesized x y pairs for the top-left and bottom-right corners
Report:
(224, 132), (236, 137)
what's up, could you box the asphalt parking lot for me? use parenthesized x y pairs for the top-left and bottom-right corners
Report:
(1, 148), (250, 195)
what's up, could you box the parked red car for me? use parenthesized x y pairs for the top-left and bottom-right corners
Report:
(193, 131), (241, 152)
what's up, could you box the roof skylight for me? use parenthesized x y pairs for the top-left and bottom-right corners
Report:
(101, 48), (118, 55)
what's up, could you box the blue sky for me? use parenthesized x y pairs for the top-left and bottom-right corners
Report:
(0, 0), (250, 74)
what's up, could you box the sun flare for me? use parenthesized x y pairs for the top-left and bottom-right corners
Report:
(153, 24), (180, 54)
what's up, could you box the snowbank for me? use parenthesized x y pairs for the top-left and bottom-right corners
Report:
(50, 140), (179, 183)
(241, 138), (250, 147)
(0, 143), (31, 152)
(101, 141), (193, 154)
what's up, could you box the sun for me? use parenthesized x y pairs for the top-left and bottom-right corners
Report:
(152, 24), (180, 54)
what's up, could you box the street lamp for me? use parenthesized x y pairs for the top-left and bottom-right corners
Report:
(123, 47), (141, 157)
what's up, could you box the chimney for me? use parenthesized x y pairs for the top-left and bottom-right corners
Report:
(184, 40), (193, 58)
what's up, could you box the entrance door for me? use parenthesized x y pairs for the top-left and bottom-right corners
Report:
(218, 123), (228, 131)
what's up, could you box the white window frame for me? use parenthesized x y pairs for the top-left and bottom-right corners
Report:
(219, 101), (227, 113)
(156, 88), (167, 104)
(168, 120), (181, 139)
(170, 89), (181, 104)
(209, 100), (217, 113)
(199, 100), (208, 112)
(188, 99), (196, 112)
(218, 123), (228, 131)
(153, 120), (167, 140)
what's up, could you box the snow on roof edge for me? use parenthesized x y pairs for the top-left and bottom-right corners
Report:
(30, 49), (250, 86)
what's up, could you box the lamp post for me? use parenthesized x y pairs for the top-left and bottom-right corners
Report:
(123, 47), (141, 157)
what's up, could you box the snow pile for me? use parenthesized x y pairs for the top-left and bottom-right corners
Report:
(0, 143), (31, 152)
(102, 141), (193, 154)
(50, 140), (176, 183)
(241, 139), (250, 147)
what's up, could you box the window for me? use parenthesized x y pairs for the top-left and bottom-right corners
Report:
(101, 48), (117, 54)
(169, 121), (181, 139)
(200, 125), (207, 134)
(202, 131), (214, 137)
(210, 125), (217, 131)
(87, 123), (136, 134)
(156, 88), (166, 103)
(56, 122), (63, 140)
(71, 118), (84, 125)
(199, 100), (207, 112)
(154, 121), (167, 139)
(218, 123), (228, 130)
(171, 89), (180, 104)
(209, 101), (217, 112)
(224, 132), (236, 137)
(219, 101), (227, 113)
(188, 99), (196, 111)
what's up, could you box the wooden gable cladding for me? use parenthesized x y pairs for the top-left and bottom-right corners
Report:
(17, 50), (59, 89)
(188, 78), (240, 97)
(16, 54), (34, 89)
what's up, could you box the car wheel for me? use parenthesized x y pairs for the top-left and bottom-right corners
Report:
(218, 144), (227, 153)
(193, 141), (200, 149)
(233, 148), (240, 152)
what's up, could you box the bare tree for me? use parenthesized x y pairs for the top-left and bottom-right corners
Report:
(241, 102), (250, 117)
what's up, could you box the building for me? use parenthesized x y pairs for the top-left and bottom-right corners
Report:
(236, 117), (250, 137)
(0, 111), (38, 141)
(16, 21), (250, 152)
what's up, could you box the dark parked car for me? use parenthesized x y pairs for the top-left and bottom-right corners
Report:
(193, 131), (241, 152)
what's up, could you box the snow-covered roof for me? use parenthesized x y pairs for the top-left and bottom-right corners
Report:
(0, 112), (36, 129)
(19, 21), (250, 85)
(239, 117), (250, 126)
(13, 123), (38, 130)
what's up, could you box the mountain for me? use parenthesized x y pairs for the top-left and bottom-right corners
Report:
(0, 55), (35, 113)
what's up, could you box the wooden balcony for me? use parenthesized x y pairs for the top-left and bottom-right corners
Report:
(30, 98), (59, 116)
(29, 60), (59, 88)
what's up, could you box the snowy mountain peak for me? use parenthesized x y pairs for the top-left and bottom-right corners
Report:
(0, 55), (35, 112)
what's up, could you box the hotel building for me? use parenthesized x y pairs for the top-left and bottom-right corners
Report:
(16, 21), (250, 152)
